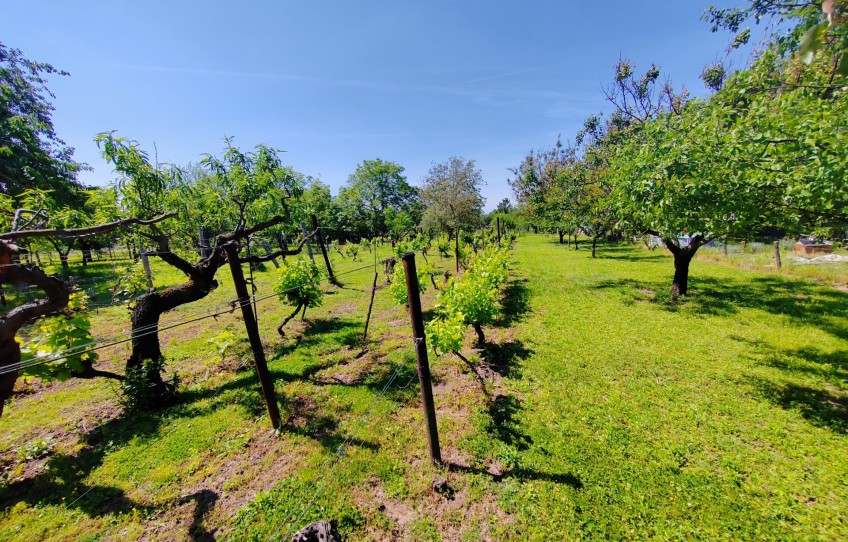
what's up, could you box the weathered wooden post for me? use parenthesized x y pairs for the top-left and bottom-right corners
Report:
(496, 217), (501, 247)
(774, 240), (782, 271)
(362, 272), (378, 344)
(401, 252), (441, 466)
(139, 248), (154, 291)
(223, 243), (282, 430)
(300, 222), (315, 263)
(260, 240), (280, 268)
(311, 214), (337, 285)
(455, 229), (460, 274)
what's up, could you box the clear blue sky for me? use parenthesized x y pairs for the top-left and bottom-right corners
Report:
(6, 1), (751, 210)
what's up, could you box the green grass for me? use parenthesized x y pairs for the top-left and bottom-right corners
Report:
(1, 236), (847, 540)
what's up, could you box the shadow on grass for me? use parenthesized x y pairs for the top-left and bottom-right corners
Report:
(596, 243), (668, 262)
(731, 336), (848, 389)
(446, 462), (583, 488)
(483, 339), (532, 379)
(752, 378), (847, 435)
(486, 394), (533, 451)
(0, 410), (163, 517)
(496, 278), (531, 327)
(180, 488), (218, 541)
(590, 274), (848, 341)
(273, 318), (363, 358)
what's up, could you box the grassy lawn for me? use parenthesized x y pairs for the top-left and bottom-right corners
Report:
(1, 236), (847, 540)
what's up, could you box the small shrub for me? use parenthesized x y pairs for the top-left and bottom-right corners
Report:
(120, 358), (179, 412)
(274, 258), (324, 309)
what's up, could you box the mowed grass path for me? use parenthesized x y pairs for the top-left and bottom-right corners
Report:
(496, 235), (847, 540)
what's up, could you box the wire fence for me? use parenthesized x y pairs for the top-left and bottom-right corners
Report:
(1, 261), (379, 377)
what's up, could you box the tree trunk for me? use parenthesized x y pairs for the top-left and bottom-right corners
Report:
(128, 277), (218, 393)
(573, 232), (579, 250)
(0, 339), (20, 417)
(557, 229), (564, 244)
(671, 252), (692, 296)
(592, 236), (597, 258)
(663, 237), (703, 297)
(472, 322), (485, 347)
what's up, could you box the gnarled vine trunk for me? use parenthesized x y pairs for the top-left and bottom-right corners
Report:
(128, 276), (218, 391)
(0, 241), (69, 416)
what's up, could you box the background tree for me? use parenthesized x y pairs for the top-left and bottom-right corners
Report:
(336, 159), (419, 239)
(0, 41), (85, 202)
(420, 156), (485, 235)
(494, 198), (514, 214)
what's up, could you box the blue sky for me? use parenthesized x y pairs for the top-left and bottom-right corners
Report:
(6, 1), (752, 209)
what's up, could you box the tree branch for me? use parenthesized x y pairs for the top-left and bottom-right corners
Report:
(238, 230), (317, 264)
(0, 212), (176, 241)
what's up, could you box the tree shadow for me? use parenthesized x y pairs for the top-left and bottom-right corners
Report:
(486, 394), (533, 451)
(496, 278), (531, 327)
(589, 275), (848, 341)
(483, 339), (532, 379)
(595, 243), (668, 262)
(0, 411), (163, 517)
(180, 488), (219, 541)
(446, 462), (583, 488)
(730, 336), (848, 390)
(273, 318), (363, 357)
(752, 378), (847, 435)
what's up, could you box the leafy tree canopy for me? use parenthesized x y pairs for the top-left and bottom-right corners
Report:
(420, 156), (485, 233)
(0, 42), (85, 202)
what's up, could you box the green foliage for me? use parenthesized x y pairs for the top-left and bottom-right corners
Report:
(436, 234), (451, 257)
(110, 261), (148, 304)
(420, 157), (485, 232)
(438, 276), (499, 329)
(19, 292), (97, 381)
(425, 310), (466, 355)
(336, 158), (419, 238)
(273, 257), (323, 309)
(467, 247), (510, 289)
(119, 357), (179, 412)
(428, 246), (510, 353)
(342, 241), (360, 261)
(18, 437), (53, 461)
(388, 259), (429, 306)
(0, 41), (84, 200)
(207, 329), (235, 365)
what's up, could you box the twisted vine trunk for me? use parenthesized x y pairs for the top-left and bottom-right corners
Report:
(0, 241), (69, 416)
(128, 277), (219, 391)
(473, 322), (486, 347)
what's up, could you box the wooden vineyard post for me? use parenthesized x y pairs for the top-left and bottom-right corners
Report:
(260, 240), (280, 268)
(300, 222), (315, 264)
(455, 229), (460, 274)
(774, 241), (782, 271)
(223, 243), (282, 430)
(401, 252), (441, 466)
(496, 217), (501, 246)
(362, 272), (378, 344)
(311, 214), (337, 285)
(140, 249), (154, 291)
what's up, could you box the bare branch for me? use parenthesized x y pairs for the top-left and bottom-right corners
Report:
(0, 212), (176, 241)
